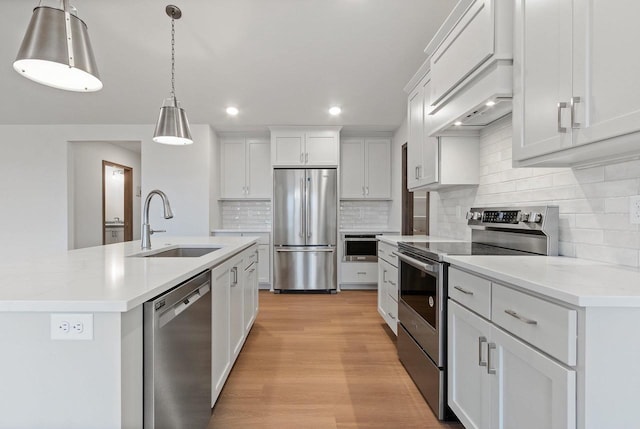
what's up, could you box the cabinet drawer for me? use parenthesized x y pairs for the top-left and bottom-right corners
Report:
(449, 267), (491, 320)
(384, 265), (399, 302)
(341, 262), (378, 284)
(492, 284), (577, 366)
(377, 241), (398, 267)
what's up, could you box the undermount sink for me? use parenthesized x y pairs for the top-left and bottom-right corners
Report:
(133, 246), (221, 258)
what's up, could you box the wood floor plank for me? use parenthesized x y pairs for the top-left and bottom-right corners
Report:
(209, 290), (464, 429)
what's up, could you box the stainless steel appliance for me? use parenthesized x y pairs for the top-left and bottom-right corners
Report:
(144, 270), (212, 429)
(273, 168), (337, 292)
(343, 234), (378, 262)
(396, 206), (559, 420)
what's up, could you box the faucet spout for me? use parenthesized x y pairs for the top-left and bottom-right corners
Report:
(141, 190), (174, 249)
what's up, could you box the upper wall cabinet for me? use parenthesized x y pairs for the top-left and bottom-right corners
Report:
(270, 127), (341, 167)
(513, 0), (640, 167)
(340, 137), (391, 199)
(405, 0), (514, 137)
(220, 136), (271, 199)
(407, 71), (480, 191)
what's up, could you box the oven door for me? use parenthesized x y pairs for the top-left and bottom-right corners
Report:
(396, 251), (445, 367)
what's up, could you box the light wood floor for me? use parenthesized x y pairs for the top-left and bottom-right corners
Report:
(208, 290), (464, 429)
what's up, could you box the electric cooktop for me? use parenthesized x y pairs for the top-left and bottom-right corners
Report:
(398, 241), (536, 262)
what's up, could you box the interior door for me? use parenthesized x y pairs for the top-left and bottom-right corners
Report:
(273, 169), (305, 246)
(305, 169), (337, 246)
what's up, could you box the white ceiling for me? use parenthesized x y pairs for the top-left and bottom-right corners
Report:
(1, 0), (455, 133)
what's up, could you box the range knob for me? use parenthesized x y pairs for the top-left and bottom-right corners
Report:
(527, 212), (542, 223)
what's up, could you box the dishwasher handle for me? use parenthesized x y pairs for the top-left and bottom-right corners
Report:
(158, 282), (211, 329)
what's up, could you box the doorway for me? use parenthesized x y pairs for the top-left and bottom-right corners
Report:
(102, 161), (133, 244)
(401, 143), (430, 235)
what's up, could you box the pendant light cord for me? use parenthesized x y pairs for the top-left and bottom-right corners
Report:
(170, 15), (176, 102)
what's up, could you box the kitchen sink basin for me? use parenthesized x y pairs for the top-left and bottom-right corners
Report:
(134, 246), (221, 258)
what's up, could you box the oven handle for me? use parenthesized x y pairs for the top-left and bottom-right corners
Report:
(344, 237), (378, 242)
(394, 251), (437, 273)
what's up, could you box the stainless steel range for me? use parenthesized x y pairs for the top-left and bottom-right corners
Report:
(395, 206), (559, 420)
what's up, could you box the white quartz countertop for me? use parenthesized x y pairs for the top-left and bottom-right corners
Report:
(377, 235), (465, 245)
(0, 236), (257, 313)
(444, 255), (640, 307)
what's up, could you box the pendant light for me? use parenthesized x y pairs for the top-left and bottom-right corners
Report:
(153, 5), (193, 145)
(13, 0), (102, 92)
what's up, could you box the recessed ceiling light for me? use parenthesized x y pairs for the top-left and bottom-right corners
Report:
(485, 100), (496, 107)
(226, 107), (239, 116)
(454, 121), (463, 126)
(329, 106), (342, 116)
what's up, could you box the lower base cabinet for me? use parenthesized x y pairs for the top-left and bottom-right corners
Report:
(211, 244), (259, 407)
(377, 255), (398, 335)
(448, 301), (576, 429)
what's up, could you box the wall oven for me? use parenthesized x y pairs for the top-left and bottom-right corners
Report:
(395, 206), (560, 421)
(342, 234), (378, 262)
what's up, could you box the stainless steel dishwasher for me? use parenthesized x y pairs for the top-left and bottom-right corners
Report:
(144, 270), (212, 429)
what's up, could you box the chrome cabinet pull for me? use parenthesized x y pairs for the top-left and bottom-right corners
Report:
(388, 280), (396, 286)
(487, 343), (496, 374)
(388, 312), (396, 320)
(557, 101), (568, 133)
(362, 186), (365, 196)
(300, 152), (304, 163)
(365, 186), (369, 195)
(415, 166), (419, 179)
(305, 152), (309, 163)
(357, 272), (367, 275)
(504, 309), (538, 325)
(382, 269), (387, 282)
(231, 267), (238, 286)
(478, 336), (487, 367)
(571, 96), (581, 129)
(454, 286), (474, 296)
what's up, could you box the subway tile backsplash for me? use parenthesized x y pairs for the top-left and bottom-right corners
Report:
(340, 200), (391, 230)
(221, 200), (271, 229)
(430, 115), (640, 267)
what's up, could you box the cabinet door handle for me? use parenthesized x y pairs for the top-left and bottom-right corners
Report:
(571, 96), (581, 129)
(388, 312), (396, 320)
(415, 166), (419, 179)
(504, 309), (538, 325)
(357, 272), (367, 275)
(454, 286), (474, 296)
(478, 336), (487, 367)
(246, 186), (249, 195)
(557, 101), (568, 133)
(300, 152), (304, 163)
(362, 186), (365, 196)
(487, 342), (496, 375)
(231, 267), (238, 286)
(305, 152), (309, 163)
(382, 269), (387, 282)
(365, 186), (369, 195)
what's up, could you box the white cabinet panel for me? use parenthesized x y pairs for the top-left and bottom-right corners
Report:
(378, 258), (398, 335)
(431, 0), (495, 105)
(229, 256), (244, 360)
(420, 75), (439, 186)
(365, 138), (391, 199)
(491, 326), (576, 429)
(340, 137), (391, 199)
(257, 244), (269, 284)
(221, 137), (270, 199)
(407, 85), (424, 190)
(341, 262), (377, 284)
(448, 301), (492, 429)
(211, 263), (230, 406)
(271, 128), (340, 167)
(340, 138), (365, 198)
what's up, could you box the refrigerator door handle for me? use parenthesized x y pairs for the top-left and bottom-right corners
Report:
(306, 176), (311, 238)
(299, 177), (305, 237)
(275, 247), (335, 253)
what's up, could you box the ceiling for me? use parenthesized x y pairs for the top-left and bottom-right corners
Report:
(1, 0), (455, 133)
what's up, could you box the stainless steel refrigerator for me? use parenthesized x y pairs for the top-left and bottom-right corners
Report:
(273, 168), (337, 292)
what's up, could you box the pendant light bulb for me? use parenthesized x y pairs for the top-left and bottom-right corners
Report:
(13, 0), (102, 92)
(153, 5), (193, 145)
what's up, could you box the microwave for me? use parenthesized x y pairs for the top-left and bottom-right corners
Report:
(342, 234), (378, 262)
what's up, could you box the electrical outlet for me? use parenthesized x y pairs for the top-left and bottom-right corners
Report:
(630, 196), (640, 225)
(51, 314), (93, 340)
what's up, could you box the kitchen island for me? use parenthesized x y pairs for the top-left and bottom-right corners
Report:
(0, 236), (257, 429)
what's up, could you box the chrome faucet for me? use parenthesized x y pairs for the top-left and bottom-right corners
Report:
(141, 190), (174, 249)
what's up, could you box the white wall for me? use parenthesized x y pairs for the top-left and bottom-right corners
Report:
(430, 116), (640, 268)
(143, 125), (214, 236)
(0, 124), (216, 260)
(389, 118), (408, 230)
(70, 142), (141, 249)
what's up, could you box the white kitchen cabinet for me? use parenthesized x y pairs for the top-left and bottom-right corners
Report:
(211, 262), (231, 406)
(229, 255), (244, 362)
(407, 72), (479, 191)
(340, 137), (391, 199)
(377, 241), (398, 335)
(270, 127), (341, 167)
(448, 301), (576, 429)
(243, 249), (258, 334)
(213, 231), (271, 288)
(513, 0), (640, 167)
(220, 137), (271, 199)
(104, 226), (124, 244)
